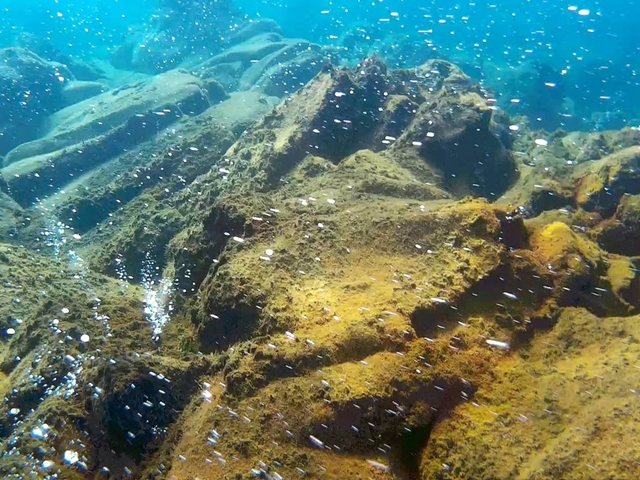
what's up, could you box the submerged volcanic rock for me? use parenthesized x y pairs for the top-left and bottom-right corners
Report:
(0, 48), (69, 155)
(2, 69), (227, 206)
(574, 145), (640, 215)
(2, 43), (640, 480)
(194, 31), (327, 97)
(591, 193), (640, 256)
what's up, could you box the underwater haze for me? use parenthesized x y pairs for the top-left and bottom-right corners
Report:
(1, 0), (640, 479)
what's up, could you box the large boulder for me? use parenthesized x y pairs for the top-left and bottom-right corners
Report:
(0, 48), (69, 155)
(195, 32), (327, 97)
(592, 194), (640, 256)
(388, 61), (519, 198)
(2, 70), (227, 206)
(13, 31), (106, 81)
(574, 146), (640, 215)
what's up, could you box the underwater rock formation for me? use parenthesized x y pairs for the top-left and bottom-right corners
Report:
(1, 17), (640, 479)
(0, 48), (69, 155)
(13, 32), (106, 82)
(2, 69), (227, 205)
(591, 194), (640, 256)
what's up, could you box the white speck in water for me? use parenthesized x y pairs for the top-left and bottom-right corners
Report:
(309, 435), (324, 448)
(366, 459), (390, 472)
(63, 450), (79, 465)
(80, 334), (90, 343)
(486, 339), (511, 350)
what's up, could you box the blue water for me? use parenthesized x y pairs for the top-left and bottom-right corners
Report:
(0, 0), (152, 57)
(1, 0), (637, 131)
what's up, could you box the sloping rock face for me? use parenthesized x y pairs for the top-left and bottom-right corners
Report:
(592, 194), (640, 256)
(1, 48), (640, 480)
(0, 243), (210, 479)
(60, 81), (109, 108)
(194, 30), (326, 97)
(0, 48), (69, 155)
(1, 70), (228, 206)
(140, 62), (636, 479)
(13, 32), (106, 82)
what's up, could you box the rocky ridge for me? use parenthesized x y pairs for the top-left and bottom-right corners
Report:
(0, 17), (639, 480)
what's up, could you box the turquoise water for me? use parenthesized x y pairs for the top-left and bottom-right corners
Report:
(1, 0), (637, 130)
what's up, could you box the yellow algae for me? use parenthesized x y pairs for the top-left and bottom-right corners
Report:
(529, 221), (603, 272)
(4, 43), (640, 480)
(421, 308), (640, 479)
(607, 255), (638, 306)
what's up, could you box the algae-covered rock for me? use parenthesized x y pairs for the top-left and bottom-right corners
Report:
(201, 59), (389, 194)
(420, 308), (640, 480)
(591, 194), (640, 256)
(391, 90), (518, 198)
(2, 41), (640, 480)
(574, 146), (640, 214)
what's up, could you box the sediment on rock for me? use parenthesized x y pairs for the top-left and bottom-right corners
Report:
(1, 19), (640, 478)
